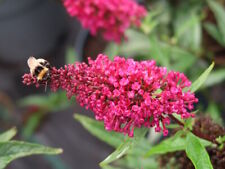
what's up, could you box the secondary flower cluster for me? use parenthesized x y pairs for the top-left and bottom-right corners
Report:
(23, 54), (198, 137)
(63, 0), (146, 42)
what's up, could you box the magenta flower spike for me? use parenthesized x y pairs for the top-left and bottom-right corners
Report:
(63, 0), (147, 42)
(23, 55), (198, 137)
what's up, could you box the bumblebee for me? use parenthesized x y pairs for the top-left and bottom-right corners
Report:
(27, 56), (51, 82)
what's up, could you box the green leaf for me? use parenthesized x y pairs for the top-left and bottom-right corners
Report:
(149, 36), (170, 68)
(119, 29), (150, 57)
(173, 2), (202, 52)
(18, 92), (73, 112)
(141, 10), (160, 35)
(22, 112), (44, 139)
(184, 118), (194, 130)
(101, 165), (122, 169)
(206, 102), (223, 125)
(208, 0), (225, 44)
(100, 128), (147, 167)
(190, 62), (214, 92)
(204, 68), (225, 87)
(74, 114), (124, 148)
(116, 155), (158, 169)
(145, 131), (211, 157)
(66, 47), (78, 64)
(75, 115), (150, 166)
(0, 141), (62, 169)
(185, 132), (213, 169)
(100, 139), (133, 167)
(204, 22), (225, 46)
(18, 95), (49, 107)
(161, 43), (197, 72)
(175, 14), (200, 43)
(104, 43), (119, 60)
(145, 131), (183, 157)
(216, 135), (225, 144)
(0, 128), (17, 142)
(75, 114), (149, 156)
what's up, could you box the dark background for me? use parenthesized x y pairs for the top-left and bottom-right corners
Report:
(0, 0), (111, 169)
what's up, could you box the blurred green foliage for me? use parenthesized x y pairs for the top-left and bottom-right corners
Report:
(99, 0), (225, 168)
(1, 0), (224, 169)
(0, 128), (62, 169)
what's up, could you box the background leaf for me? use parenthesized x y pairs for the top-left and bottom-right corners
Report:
(74, 114), (124, 148)
(185, 132), (213, 169)
(0, 141), (62, 169)
(145, 131), (211, 157)
(119, 29), (150, 57)
(0, 128), (17, 142)
(75, 114), (150, 156)
(206, 102), (223, 125)
(161, 43), (197, 72)
(207, 0), (225, 44)
(104, 43), (119, 60)
(19, 92), (73, 112)
(174, 3), (202, 52)
(100, 128), (147, 167)
(190, 62), (214, 92)
(65, 47), (78, 64)
(116, 155), (158, 169)
(149, 36), (170, 68)
(204, 68), (225, 87)
(204, 22), (225, 46)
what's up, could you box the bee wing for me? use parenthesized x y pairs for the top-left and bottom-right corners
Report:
(27, 56), (38, 75)
(37, 58), (46, 63)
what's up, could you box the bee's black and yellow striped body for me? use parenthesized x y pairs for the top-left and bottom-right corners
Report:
(27, 56), (51, 82)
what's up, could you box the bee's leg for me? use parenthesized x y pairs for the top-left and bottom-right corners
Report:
(44, 81), (48, 92)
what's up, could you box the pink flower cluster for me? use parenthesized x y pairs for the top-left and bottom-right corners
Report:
(23, 54), (198, 137)
(63, 0), (147, 42)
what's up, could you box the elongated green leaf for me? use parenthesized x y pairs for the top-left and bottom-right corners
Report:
(0, 128), (17, 142)
(100, 128), (147, 167)
(190, 62), (214, 92)
(104, 43), (119, 60)
(18, 95), (49, 107)
(100, 139), (133, 167)
(204, 69), (225, 87)
(74, 114), (124, 148)
(208, 0), (225, 43)
(145, 131), (183, 157)
(101, 165), (122, 169)
(119, 29), (150, 57)
(22, 112), (44, 139)
(206, 102), (223, 125)
(66, 47), (78, 64)
(145, 131), (211, 157)
(19, 92), (73, 112)
(161, 43), (197, 72)
(117, 155), (158, 169)
(204, 22), (225, 46)
(0, 141), (62, 169)
(175, 13), (200, 39)
(75, 114), (149, 156)
(173, 2), (202, 52)
(185, 132), (213, 169)
(149, 36), (170, 68)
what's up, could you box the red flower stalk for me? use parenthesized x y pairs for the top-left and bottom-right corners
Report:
(23, 54), (198, 137)
(63, 0), (147, 43)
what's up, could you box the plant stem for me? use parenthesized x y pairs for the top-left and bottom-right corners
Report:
(168, 114), (184, 128)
